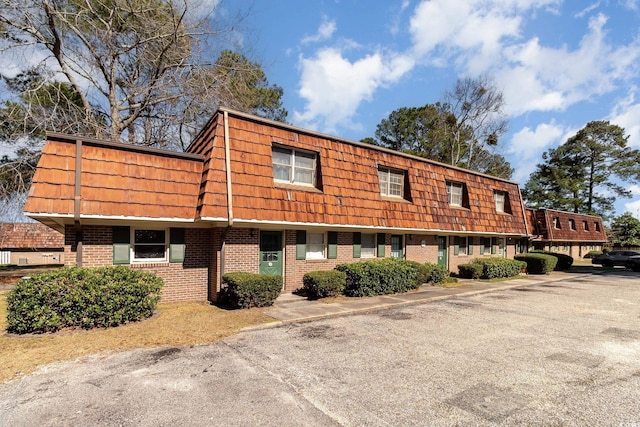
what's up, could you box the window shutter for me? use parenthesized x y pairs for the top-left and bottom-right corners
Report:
(467, 237), (474, 255)
(454, 237), (460, 256)
(112, 226), (130, 264)
(169, 228), (186, 262)
(491, 237), (497, 254)
(328, 231), (338, 259)
(353, 232), (361, 258)
(377, 233), (386, 258)
(296, 230), (307, 260)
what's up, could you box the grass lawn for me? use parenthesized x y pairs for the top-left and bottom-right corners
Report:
(0, 290), (275, 384)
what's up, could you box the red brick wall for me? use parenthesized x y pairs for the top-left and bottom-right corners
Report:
(63, 225), (211, 303)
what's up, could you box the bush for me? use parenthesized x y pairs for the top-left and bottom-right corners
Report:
(530, 250), (573, 270)
(336, 259), (418, 297)
(515, 254), (558, 274)
(458, 263), (483, 279)
(303, 270), (346, 299)
(220, 272), (282, 309)
(472, 258), (527, 279)
(584, 250), (602, 259)
(7, 266), (163, 334)
(405, 261), (450, 285)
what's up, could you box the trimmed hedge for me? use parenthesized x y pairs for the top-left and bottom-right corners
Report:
(515, 253), (558, 274)
(7, 266), (163, 334)
(405, 261), (450, 285)
(220, 272), (282, 309)
(473, 258), (527, 279)
(458, 263), (483, 279)
(584, 250), (602, 259)
(303, 270), (347, 299)
(336, 259), (419, 297)
(530, 250), (573, 270)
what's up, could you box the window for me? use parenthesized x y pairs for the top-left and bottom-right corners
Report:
(447, 181), (464, 206)
(595, 222), (601, 232)
(553, 217), (561, 229)
(583, 220), (589, 231)
(480, 237), (492, 255)
(272, 146), (316, 186)
(569, 219), (576, 230)
(133, 229), (167, 262)
(455, 236), (468, 256)
(391, 235), (403, 258)
(494, 191), (505, 212)
(361, 233), (376, 258)
(378, 167), (404, 197)
(306, 232), (325, 260)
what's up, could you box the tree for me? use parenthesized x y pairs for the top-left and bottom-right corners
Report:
(609, 213), (640, 248)
(441, 75), (508, 170)
(368, 101), (512, 178)
(0, 0), (287, 213)
(0, 0), (286, 149)
(523, 121), (640, 218)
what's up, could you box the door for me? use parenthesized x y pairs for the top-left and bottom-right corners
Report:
(437, 236), (447, 267)
(259, 231), (283, 276)
(391, 235), (403, 259)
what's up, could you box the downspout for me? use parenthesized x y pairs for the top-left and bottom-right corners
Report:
(517, 187), (529, 253)
(220, 111), (233, 279)
(74, 139), (83, 267)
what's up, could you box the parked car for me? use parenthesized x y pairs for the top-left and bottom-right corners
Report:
(591, 250), (640, 267)
(625, 255), (640, 272)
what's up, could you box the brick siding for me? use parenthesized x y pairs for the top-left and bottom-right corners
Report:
(64, 225), (211, 303)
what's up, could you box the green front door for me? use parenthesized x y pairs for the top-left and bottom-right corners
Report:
(259, 231), (283, 276)
(437, 236), (447, 267)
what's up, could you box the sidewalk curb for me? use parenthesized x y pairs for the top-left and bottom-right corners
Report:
(241, 273), (583, 332)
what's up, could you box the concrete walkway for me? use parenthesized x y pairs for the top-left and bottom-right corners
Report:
(254, 273), (581, 328)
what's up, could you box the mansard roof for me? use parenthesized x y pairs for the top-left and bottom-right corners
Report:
(25, 108), (530, 236)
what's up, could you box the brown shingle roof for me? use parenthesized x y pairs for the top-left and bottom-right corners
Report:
(24, 135), (204, 222)
(525, 208), (607, 242)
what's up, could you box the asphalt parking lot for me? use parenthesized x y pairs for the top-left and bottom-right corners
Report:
(1, 271), (639, 426)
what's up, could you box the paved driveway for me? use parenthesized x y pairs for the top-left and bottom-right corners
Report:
(1, 271), (640, 426)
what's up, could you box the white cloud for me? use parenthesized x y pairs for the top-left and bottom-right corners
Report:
(609, 89), (640, 147)
(498, 13), (640, 115)
(623, 199), (640, 218)
(294, 48), (414, 132)
(301, 17), (337, 44)
(628, 185), (640, 196)
(508, 122), (564, 182)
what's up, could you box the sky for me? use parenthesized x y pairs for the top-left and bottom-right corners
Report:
(226, 0), (640, 218)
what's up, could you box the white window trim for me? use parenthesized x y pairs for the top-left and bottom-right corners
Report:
(378, 167), (404, 198)
(447, 181), (464, 206)
(273, 146), (317, 187)
(361, 233), (377, 258)
(306, 232), (326, 260)
(131, 227), (168, 264)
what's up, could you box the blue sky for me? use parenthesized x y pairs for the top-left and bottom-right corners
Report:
(228, 0), (640, 218)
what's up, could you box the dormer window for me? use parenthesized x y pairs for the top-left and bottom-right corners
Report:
(272, 146), (317, 186)
(569, 218), (576, 230)
(378, 167), (404, 198)
(553, 217), (561, 229)
(446, 181), (464, 206)
(583, 220), (589, 231)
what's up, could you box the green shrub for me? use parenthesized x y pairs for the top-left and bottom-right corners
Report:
(7, 266), (163, 334)
(530, 250), (573, 270)
(515, 254), (558, 274)
(584, 250), (602, 259)
(221, 272), (282, 309)
(458, 263), (483, 279)
(303, 270), (346, 299)
(405, 261), (450, 285)
(473, 258), (527, 279)
(336, 259), (418, 297)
